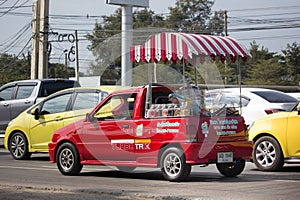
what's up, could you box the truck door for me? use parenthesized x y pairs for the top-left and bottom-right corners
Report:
(81, 93), (136, 161)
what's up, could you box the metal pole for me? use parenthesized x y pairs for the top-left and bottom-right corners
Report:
(64, 49), (68, 71)
(238, 58), (242, 114)
(224, 10), (228, 85)
(74, 30), (79, 82)
(38, 0), (49, 79)
(153, 62), (157, 83)
(31, 0), (40, 79)
(121, 5), (132, 86)
(224, 10), (228, 37)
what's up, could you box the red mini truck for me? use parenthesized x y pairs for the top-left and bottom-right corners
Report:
(48, 84), (252, 181)
(49, 32), (252, 181)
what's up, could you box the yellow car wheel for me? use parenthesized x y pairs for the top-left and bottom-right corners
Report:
(253, 136), (284, 171)
(9, 132), (32, 160)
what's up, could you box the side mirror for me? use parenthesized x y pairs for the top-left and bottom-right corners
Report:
(86, 113), (95, 122)
(31, 108), (40, 120)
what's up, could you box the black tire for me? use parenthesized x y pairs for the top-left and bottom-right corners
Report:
(216, 159), (245, 177)
(116, 166), (136, 172)
(56, 142), (82, 176)
(160, 147), (191, 182)
(9, 132), (31, 160)
(253, 136), (284, 171)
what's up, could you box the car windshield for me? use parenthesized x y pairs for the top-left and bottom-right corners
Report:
(252, 91), (298, 103)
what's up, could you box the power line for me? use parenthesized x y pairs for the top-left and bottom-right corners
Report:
(0, 0), (30, 18)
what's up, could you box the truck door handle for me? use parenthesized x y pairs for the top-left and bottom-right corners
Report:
(25, 100), (31, 104)
(3, 103), (9, 107)
(122, 124), (129, 129)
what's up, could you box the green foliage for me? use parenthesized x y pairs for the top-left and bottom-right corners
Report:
(242, 42), (300, 85)
(166, 0), (214, 33)
(0, 54), (76, 86)
(0, 54), (30, 86)
(48, 63), (76, 79)
(244, 59), (285, 85)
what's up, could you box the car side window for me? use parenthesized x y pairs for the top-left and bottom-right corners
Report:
(94, 93), (136, 120)
(15, 85), (35, 99)
(72, 92), (100, 110)
(219, 94), (250, 107)
(40, 93), (72, 115)
(0, 86), (14, 101)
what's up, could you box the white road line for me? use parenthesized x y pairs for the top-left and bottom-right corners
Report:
(0, 165), (57, 171)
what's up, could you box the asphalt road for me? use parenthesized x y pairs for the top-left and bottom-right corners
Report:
(0, 144), (299, 200)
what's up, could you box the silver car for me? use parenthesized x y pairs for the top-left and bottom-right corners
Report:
(0, 79), (80, 137)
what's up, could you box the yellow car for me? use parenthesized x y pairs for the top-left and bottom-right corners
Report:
(4, 86), (128, 160)
(249, 103), (300, 171)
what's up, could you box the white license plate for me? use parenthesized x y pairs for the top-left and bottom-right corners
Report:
(217, 152), (233, 163)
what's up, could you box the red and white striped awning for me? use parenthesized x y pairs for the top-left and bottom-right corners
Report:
(130, 32), (251, 63)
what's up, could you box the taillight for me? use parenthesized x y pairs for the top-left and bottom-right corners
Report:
(264, 109), (285, 114)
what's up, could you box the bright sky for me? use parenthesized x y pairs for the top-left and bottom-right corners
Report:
(0, 0), (299, 68)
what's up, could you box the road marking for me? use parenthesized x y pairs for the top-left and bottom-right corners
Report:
(0, 165), (57, 171)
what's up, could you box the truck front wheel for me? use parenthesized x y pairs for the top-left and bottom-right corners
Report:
(216, 159), (245, 177)
(160, 147), (191, 182)
(56, 142), (82, 176)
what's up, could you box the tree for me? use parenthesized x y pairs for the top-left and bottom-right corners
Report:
(244, 59), (285, 85)
(242, 42), (281, 85)
(0, 54), (30, 86)
(166, 0), (219, 34)
(281, 42), (300, 83)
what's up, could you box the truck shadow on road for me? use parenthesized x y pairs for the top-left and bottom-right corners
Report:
(78, 166), (300, 183)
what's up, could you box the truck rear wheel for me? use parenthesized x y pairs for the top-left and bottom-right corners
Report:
(216, 159), (245, 177)
(160, 147), (191, 182)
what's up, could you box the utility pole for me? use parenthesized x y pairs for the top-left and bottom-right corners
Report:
(74, 30), (79, 82)
(31, 0), (40, 79)
(38, 0), (49, 79)
(224, 10), (228, 37)
(224, 10), (228, 85)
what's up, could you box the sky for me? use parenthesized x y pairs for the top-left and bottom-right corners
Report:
(0, 0), (299, 73)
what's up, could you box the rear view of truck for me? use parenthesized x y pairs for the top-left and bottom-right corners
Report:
(144, 85), (252, 181)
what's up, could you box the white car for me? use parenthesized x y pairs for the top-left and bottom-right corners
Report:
(205, 88), (299, 125)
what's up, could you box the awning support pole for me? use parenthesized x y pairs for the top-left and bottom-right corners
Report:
(238, 57), (242, 114)
(145, 63), (152, 117)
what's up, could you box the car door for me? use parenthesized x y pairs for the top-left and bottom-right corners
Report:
(29, 93), (72, 151)
(286, 111), (300, 157)
(0, 85), (14, 134)
(81, 93), (136, 161)
(62, 91), (101, 126)
(10, 84), (36, 119)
